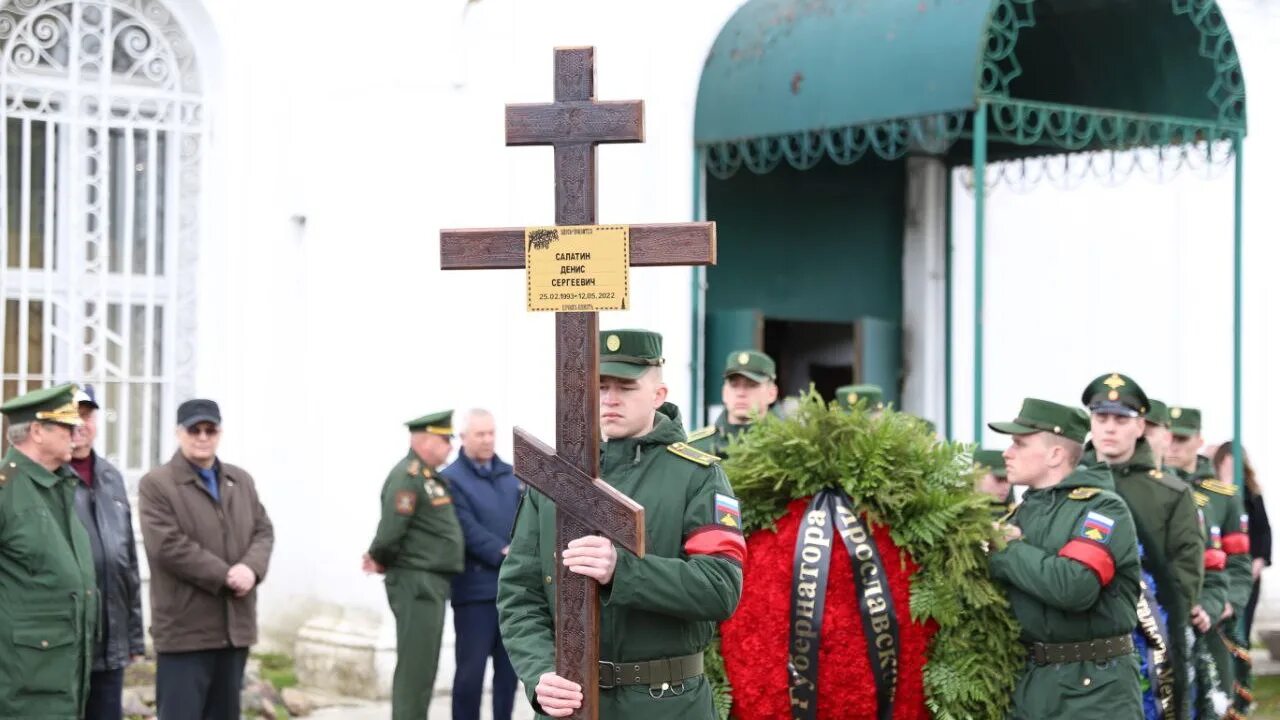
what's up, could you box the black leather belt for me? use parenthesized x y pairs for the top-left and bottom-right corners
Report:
(1027, 635), (1134, 665)
(598, 652), (704, 689)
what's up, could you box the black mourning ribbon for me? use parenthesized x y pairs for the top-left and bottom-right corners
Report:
(788, 489), (899, 720)
(1137, 578), (1174, 719)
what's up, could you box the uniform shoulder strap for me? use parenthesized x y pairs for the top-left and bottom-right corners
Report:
(1200, 479), (1238, 497)
(1067, 487), (1102, 500)
(686, 426), (717, 443)
(406, 458), (421, 476)
(667, 441), (720, 467)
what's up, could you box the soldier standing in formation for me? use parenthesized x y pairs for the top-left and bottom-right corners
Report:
(0, 384), (98, 719)
(986, 397), (1143, 718)
(364, 410), (465, 720)
(1079, 373), (1202, 719)
(1167, 407), (1251, 719)
(688, 349), (778, 458)
(499, 330), (744, 719)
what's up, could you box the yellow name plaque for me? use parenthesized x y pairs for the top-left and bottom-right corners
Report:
(525, 225), (630, 312)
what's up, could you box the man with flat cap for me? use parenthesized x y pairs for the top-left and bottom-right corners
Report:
(499, 329), (744, 719)
(688, 349), (778, 457)
(139, 398), (274, 720)
(973, 449), (1014, 519)
(365, 409), (464, 720)
(0, 383), (97, 719)
(1080, 373), (1202, 719)
(835, 383), (886, 415)
(1166, 406), (1250, 717)
(986, 397), (1142, 718)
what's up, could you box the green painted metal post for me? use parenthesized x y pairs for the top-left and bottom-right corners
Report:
(972, 102), (988, 443)
(1232, 135), (1243, 486)
(691, 147), (708, 425)
(944, 167), (954, 440)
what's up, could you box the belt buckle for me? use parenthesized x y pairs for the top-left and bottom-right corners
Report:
(598, 661), (617, 690)
(1029, 643), (1048, 666)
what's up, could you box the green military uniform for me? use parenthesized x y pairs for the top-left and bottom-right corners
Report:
(986, 398), (1143, 719)
(835, 383), (885, 413)
(1168, 407), (1251, 719)
(0, 384), (98, 719)
(688, 349), (776, 457)
(498, 330), (745, 720)
(974, 448), (1015, 519)
(367, 409), (465, 720)
(1081, 375), (1202, 719)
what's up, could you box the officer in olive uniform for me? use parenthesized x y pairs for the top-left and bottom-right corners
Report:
(364, 409), (465, 720)
(688, 350), (778, 457)
(1167, 407), (1251, 718)
(835, 384), (885, 414)
(0, 383), (98, 719)
(973, 449), (1014, 519)
(986, 398), (1142, 719)
(1080, 374), (1203, 719)
(498, 330), (744, 720)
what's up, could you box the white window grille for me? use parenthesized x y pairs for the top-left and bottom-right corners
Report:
(0, 0), (203, 486)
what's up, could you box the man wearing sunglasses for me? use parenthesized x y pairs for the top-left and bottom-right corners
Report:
(139, 399), (275, 720)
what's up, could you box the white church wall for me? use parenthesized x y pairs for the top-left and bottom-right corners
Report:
(181, 0), (749, 688)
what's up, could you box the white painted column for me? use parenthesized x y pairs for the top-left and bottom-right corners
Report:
(900, 156), (948, 430)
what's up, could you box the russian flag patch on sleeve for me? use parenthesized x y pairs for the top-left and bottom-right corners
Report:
(715, 493), (741, 528)
(1079, 511), (1115, 545)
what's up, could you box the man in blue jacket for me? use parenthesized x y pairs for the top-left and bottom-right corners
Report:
(442, 408), (522, 720)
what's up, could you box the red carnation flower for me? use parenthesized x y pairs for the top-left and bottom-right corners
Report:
(721, 498), (936, 720)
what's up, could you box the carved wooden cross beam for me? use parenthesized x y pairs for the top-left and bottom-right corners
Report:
(439, 46), (715, 720)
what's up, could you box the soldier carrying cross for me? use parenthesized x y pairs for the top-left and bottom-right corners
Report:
(498, 330), (745, 719)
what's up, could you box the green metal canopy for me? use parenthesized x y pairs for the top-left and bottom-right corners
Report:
(691, 0), (1250, 468)
(695, 0), (1247, 177)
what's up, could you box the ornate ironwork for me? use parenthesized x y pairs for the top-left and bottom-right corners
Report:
(0, 0), (203, 479)
(980, 0), (1035, 96)
(704, 113), (967, 180)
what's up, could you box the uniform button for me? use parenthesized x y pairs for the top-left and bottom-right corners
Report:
(544, 576), (553, 585)
(40, 640), (48, 648)
(1082, 678), (1091, 687)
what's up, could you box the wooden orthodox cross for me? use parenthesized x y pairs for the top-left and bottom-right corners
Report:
(439, 47), (716, 720)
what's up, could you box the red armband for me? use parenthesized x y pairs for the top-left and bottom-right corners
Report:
(1058, 538), (1116, 587)
(684, 525), (746, 565)
(1204, 548), (1228, 571)
(1221, 532), (1250, 555)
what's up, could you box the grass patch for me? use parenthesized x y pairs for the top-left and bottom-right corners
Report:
(255, 652), (298, 690)
(1255, 674), (1280, 719)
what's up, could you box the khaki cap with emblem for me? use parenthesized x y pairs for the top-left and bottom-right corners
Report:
(0, 382), (84, 426)
(973, 449), (1007, 478)
(723, 349), (775, 383)
(1145, 399), (1171, 428)
(1081, 372), (1148, 418)
(835, 384), (884, 411)
(600, 329), (664, 380)
(988, 398), (1089, 444)
(406, 409), (453, 436)
(1168, 406), (1201, 438)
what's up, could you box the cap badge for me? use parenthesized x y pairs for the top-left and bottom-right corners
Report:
(1103, 374), (1126, 390)
(737, 352), (750, 365)
(1171, 407), (1183, 419)
(848, 392), (858, 404)
(606, 334), (621, 352)
(1108, 390), (1120, 401)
